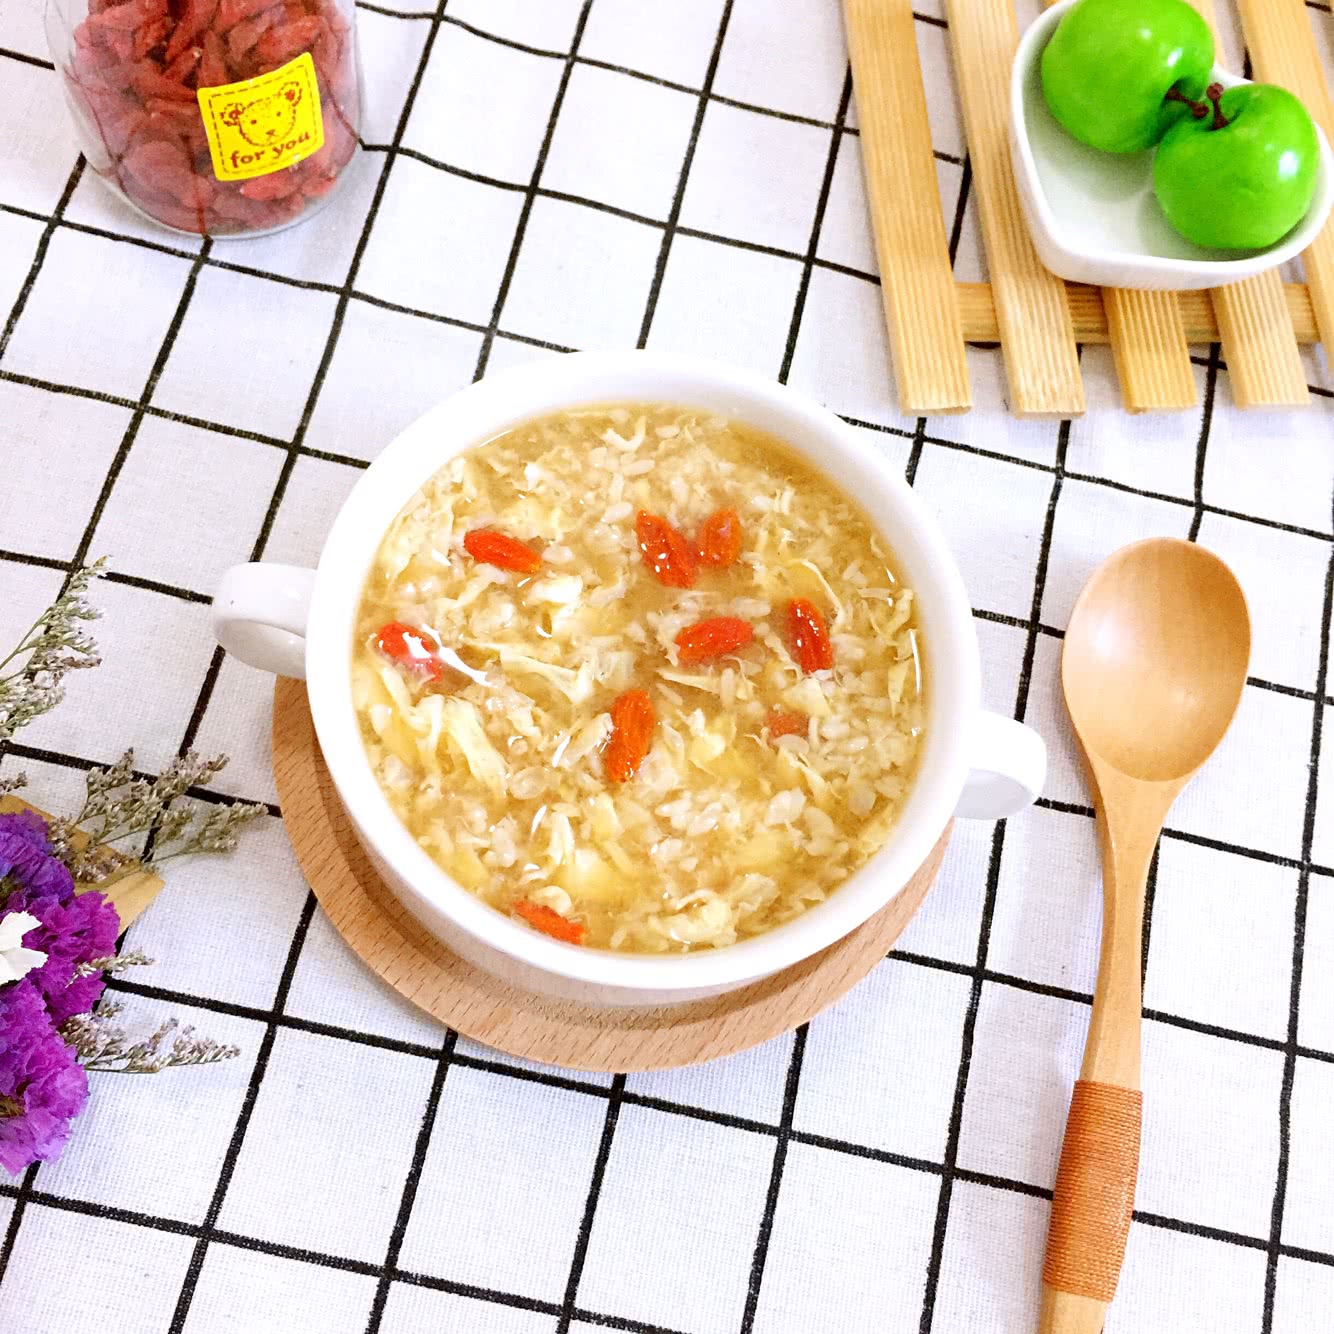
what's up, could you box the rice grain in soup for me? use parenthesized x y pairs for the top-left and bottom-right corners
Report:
(352, 404), (925, 953)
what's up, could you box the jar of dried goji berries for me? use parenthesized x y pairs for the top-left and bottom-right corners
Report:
(47, 0), (361, 237)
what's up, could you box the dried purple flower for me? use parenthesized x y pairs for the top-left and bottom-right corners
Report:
(0, 980), (88, 1175)
(0, 810), (75, 904)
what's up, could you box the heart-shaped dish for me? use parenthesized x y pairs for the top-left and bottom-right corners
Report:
(1010, 0), (1334, 290)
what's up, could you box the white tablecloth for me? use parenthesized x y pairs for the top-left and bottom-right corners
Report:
(3, 1), (1334, 1330)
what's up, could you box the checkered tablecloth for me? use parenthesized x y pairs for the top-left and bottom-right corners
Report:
(3, 0), (1334, 1330)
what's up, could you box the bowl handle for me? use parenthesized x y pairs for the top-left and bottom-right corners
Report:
(955, 710), (1047, 819)
(213, 563), (315, 679)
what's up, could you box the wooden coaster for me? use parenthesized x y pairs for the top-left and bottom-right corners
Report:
(271, 678), (948, 1072)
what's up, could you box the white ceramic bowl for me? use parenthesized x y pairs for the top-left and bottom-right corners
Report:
(214, 352), (1046, 1006)
(1011, 0), (1334, 290)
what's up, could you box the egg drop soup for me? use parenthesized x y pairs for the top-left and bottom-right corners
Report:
(352, 404), (925, 953)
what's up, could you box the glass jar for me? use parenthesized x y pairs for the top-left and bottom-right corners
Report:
(46, 0), (362, 238)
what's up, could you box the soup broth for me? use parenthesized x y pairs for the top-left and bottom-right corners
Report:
(353, 404), (925, 953)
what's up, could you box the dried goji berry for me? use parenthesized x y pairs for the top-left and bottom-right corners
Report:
(605, 689), (655, 782)
(123, 138), (213, 206)
(93, 99), (150, 154)
(131, 65), (196, 100)
(766, 710), (807, 740)
(130, 196), (210, 232)
(208, 188), (272, 225)
(226, 6), (279, 62)
(462, 529), (542, 574)
(132, 14), (171, 59)
(513, 900), (585, 946)
(788, 598), (834, 673)
(239, 168), (301, 200)
(214, 0), (271, 33)
(162, 43), (203, 83)
(675, 616), (754, 665)
(163, 0), (217, 61)
(636, 511), (696, 589)
(104, 28), (135, 61)
(375, 622), (444, 680)
(88, 0), (161, 33)
(197, 28), (229, 86)
(696, 507), (742, 568)
(254, 13), (323, 63)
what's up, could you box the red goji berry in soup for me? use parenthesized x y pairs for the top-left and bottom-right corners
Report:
(675, 616), (754, 664)
(462, 530), (543, 574)
(513, 900), (585, 945)
(696, 507), (743, 568)
(788, 598), (834, 673)
(375, 622), (444, 680)
(766, 710), (807, 740)
(635, 511), (697, 589)
(605, 690), (655, 782)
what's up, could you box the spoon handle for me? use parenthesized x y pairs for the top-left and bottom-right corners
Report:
(1037, 780), (1167, 1334)
(1038, 1081), (1142, 1333)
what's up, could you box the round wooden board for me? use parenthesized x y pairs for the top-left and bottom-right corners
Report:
(271, 677), (948, 1071)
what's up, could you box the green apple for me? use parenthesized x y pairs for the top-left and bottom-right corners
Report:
(1041, 0), (1215, 153)
(1153, 82), (1320, 248)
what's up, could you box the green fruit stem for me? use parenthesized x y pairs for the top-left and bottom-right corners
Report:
(1163, 81), (1230, 130)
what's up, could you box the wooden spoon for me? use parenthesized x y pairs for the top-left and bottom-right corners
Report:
(1039, 538), (1251, 1334)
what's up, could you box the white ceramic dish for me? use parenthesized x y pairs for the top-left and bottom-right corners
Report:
(213, 352), (1046, 1007)
(1011, 0), (1334, 290)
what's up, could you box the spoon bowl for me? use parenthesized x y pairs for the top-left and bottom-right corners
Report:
(1062, 538), (1252, 783)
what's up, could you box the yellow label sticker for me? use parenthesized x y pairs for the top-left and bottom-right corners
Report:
(197, 51), (324, 183)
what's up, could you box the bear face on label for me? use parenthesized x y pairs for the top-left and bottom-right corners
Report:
(221, 83), (303, 147)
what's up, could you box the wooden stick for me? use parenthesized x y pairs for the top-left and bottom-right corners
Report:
(1233, 0), (1334, 356)
(943, 0), (1085, 417)
(843, 0), (972, 413)
(1040, 0), (1197, 413)
(954, 281), (1319, 346)
(1101, 289), (1199, 412)
(1187, 0), (1309, 407)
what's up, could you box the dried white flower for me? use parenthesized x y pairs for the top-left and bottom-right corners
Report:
(0, 911), (47, 983)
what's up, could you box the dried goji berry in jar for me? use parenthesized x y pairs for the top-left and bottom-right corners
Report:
(214, 0), (271, 33)
(197, 28), (228, 86)
(131, 14), (170, 59)
(55, 0), (362, 239)
(162, 0), (216, 61)
(254, 13), (322, 64)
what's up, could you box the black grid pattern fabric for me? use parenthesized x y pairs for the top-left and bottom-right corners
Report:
(3, 1), (1334, 1331)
